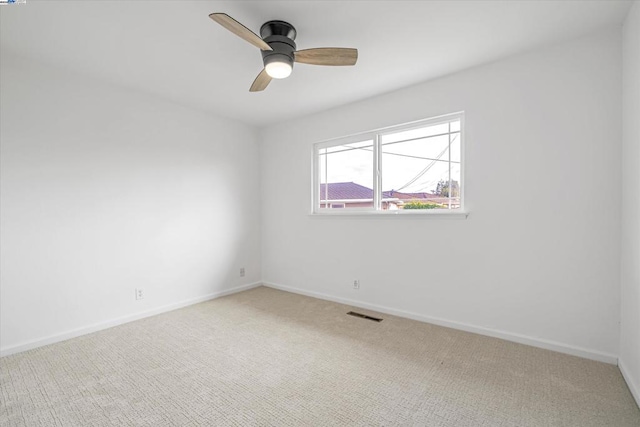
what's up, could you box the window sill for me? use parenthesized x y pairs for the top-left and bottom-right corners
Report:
(309, 211), (469, 219)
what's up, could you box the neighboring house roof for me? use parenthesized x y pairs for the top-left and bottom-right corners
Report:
(320, 182), (373, 200)
(321, 182), (444, 202)
(383, 190), (442, 200)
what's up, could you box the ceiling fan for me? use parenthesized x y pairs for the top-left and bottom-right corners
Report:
(209, 13), (358, 92)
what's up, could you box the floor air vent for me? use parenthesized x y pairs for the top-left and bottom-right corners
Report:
(347, 311), (383, 322)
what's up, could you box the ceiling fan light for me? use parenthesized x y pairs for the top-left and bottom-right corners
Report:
(265, 60), (292, 79)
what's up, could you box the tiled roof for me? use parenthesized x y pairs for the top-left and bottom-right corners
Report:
(320, 182), (373, 200)
(321, 182), (440, 201)
(383, 190), (442, 200)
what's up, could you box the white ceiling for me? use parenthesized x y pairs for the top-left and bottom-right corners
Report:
(0, 1), (632, 127)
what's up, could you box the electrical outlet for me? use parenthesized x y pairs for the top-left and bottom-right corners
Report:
(135, 288), (144, 300)
(240, 267), (245, 277)
(353, 280), (360, 290)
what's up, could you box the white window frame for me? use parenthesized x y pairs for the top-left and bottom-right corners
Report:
(312, 112), (466, 216)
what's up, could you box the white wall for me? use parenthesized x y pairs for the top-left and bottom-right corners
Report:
(0, 53), (261, 355)
(620, 1), (640, 405)
(261, 29), (622, 362)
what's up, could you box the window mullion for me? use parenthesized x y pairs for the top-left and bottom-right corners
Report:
(448, 122), (452, 210)
(373, 135), (381, 211)
(324, 148), (328, 207)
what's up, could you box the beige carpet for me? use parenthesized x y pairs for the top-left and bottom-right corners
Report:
(1, 286), (639, 426)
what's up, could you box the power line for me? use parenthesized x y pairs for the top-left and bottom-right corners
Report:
(320, 145), (460, 164)
(395, 133), (459, 192)
(395, 145), (448, 191)
(320, 133), (460, 193)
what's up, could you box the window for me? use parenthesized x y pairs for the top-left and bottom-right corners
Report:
(313, 113), (464, 214)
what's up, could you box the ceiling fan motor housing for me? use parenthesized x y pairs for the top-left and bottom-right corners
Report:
(260, 20), (297, 71)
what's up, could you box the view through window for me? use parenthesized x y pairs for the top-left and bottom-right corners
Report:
(314, 113), (463, 213)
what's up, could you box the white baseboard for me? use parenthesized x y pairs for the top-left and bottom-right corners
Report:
(263, 281), (618, 365)
(0, 282), (262, 357)
(619, 359), (640, 408)
(4, 280), (620, 367)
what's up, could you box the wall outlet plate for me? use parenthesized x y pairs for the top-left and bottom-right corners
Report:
(135, 288), (144, 300)
(240, 267), (245, 277)
(353, 280), (360, 290)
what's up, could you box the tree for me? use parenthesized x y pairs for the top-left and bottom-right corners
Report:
(435, 180), (459, 197)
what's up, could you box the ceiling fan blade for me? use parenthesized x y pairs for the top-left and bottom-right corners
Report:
(294, 48), (358, 66)
(250, 69), (272, 92)
(209, 13), (272, 51)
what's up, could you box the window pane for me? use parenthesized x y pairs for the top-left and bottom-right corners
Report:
(318, 140), (374, 209)
(450, 132), (461, 163)
(382, 134), (450, 163)
(448, 163), (462, 210)
(313, 114), (463, 214)
(381, 120), (461, 211)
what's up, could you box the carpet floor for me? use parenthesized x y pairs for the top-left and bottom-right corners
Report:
(1, 286), (639, 426)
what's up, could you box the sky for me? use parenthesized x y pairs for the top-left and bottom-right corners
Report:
(319, 119), (461, 194)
